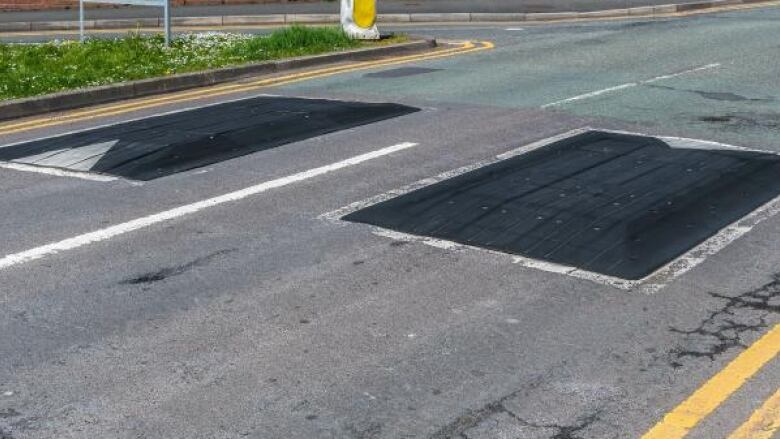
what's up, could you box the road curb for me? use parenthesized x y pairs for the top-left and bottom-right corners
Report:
(0, 38), (436, 122)
(0, 0), (776, 32)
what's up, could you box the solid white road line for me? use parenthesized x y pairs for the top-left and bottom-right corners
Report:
(0, 142), (418, 271)
(541, 63), (721, 108)
(0, 162), (118, 182)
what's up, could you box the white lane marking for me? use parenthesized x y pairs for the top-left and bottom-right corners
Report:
(0, 162), (117, 182)
(322, 128), (780, 294)
(0, 142), (418, 271)
(541, 63), (721, 108)
(505, 27), (525, 31)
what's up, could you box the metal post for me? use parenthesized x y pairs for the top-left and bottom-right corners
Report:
(79, 0), (85, 43)
(163, 0), (171, 47)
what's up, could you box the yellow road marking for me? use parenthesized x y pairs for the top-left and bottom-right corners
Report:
(0, 41), (491, 136)
(642, 324), (780, 439)
(727, 387), (780, 439)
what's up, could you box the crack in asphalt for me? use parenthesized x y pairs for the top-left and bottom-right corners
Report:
(429, 372), (609, 439)
(669, 274), (780, 367)
(429, 375), (549, 439)
(119, 248), (236, 285)
(502, 409), (603, 439)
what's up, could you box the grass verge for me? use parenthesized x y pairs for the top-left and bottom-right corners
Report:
(0, 26), (405, 100)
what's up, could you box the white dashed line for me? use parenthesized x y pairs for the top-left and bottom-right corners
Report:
(541, 63), (721, 108)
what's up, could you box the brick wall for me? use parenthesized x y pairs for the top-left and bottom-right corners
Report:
(2, 0), (76, 11)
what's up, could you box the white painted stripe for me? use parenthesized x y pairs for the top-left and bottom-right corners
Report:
(542, 83), (637, 108)
(541, 63), (721, 108)
(643, 63), (721, 84)
(0, 142), (418, 270)
(0, 161), (117, 182)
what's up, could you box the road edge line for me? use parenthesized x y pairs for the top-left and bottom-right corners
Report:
(641, 324), (780, 439)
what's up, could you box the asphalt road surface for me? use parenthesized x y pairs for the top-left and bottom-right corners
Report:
(1, 6), (780, 439)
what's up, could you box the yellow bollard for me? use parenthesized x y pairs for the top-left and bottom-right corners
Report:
(353, 0), (376, 28)
(341, 0), (379, 39)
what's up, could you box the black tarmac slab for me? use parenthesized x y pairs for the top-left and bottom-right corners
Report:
(0, 96), (418, 180)
(344, 131), (780, 280)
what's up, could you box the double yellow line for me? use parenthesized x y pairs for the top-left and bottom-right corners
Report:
(0, 40), (493, 137)
(642, 324), (780, 439)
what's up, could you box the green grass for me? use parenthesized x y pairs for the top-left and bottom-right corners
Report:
(0, 26), (366, 100)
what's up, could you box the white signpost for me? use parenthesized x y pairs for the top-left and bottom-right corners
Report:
(341, 0), (379, 40)
(80, 0), (172, 46)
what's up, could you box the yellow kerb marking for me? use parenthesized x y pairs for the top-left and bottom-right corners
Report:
(641, 324), (780, 439)
(727, 387), (780, 439)
(0, 41), (491, 136)
(353, 0), (377, 29)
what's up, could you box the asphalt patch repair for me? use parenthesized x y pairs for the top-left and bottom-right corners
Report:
(344, 131), (780, 280)
(0, 96), (418, 180)
(364, 67), (443, 78)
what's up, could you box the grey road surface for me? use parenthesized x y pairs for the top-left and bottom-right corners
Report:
(1, 6), (779, 439)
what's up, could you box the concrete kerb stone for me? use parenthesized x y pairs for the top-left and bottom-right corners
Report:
(171, 16), (223, 26)
(222, 15), (285, 25)
(628, 6), (657, 15)
(376, 13), (412, 23)
(577, 9), (630, 18)
(284, 14), (340, 23)
(30, 20), (89, 30)
(0, 21), (32, 32)
(524, 12), (581, 21)
(469, 13), (526, 22)
(409, 13), (471, 22)
(95, 18), (159, 29)
(653, 4), (681, 13)
(676, 1), (720, 10)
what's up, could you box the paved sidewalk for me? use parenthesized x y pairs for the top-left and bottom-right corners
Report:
(0, 0), (699, 22)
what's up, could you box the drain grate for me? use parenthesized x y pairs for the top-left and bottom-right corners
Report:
(0, 96), (418, 180)
(344, 131), (780, 280)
